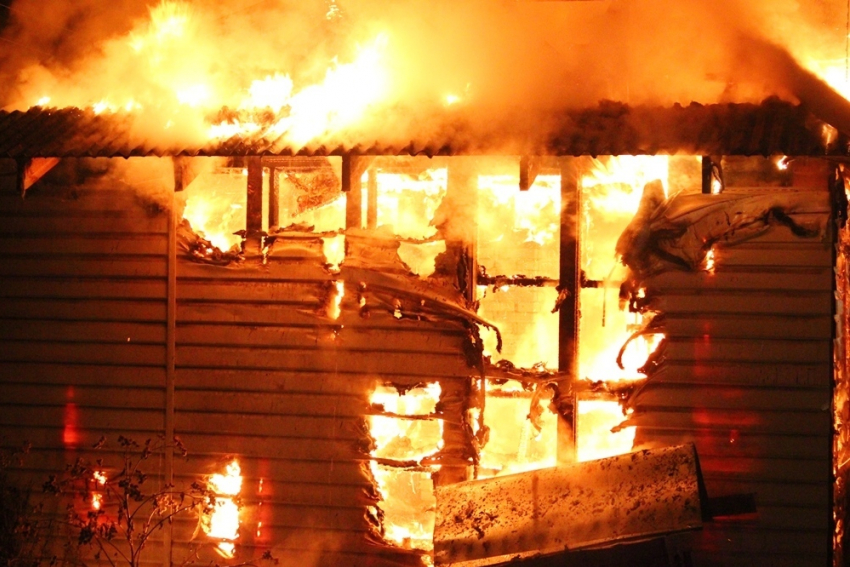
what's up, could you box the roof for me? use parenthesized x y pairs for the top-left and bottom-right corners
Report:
(0, 98), (844, 159)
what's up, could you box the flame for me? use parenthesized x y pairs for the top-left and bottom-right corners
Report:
(369, 384), (442, 551)
(478, 381), (557, 477)
(705, 247), (716, 273)
(91, 493), (104, 511)
(210, 34), (390, 146)
(206, 460), (243, 558)
(576, 399), (636, 462)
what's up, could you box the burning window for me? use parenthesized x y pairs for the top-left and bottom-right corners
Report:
(368, 383), (443, 553)
(577, 156), (670, 461)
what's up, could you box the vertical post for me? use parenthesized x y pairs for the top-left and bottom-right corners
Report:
(343, 155), (363, 230)
(268, 167), (280, 229)
(163, 184), (178, 567)
(246, 157), (264, 255)
(445, 157), (478, 304)
(557, 157), (580, 464)
(701, 156), (712, 194)
(366, 168), (378, 229)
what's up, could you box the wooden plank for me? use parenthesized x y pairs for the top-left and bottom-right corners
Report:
(0, 235), (168, 256)
(663, 315), (832, 340)
(0, 256), (167, 278)
(656, 291), (832, 315)
(628, 407), (830, 436)
(0, 189), (158, 212)
(0, 362), (166, 387)
(176, 324), (466, 353)
(174, 411), (360, 440)
(648, 268), (832, 292)
(173, 454), (369, 486)
(176, 368), (459, 394)
(663, 337), (831, 364)
(631, 383), (830, 412)
(1, 383), (164, 410)
(699, 478), (828, 508)
(168, 433), (363, 461)
(175, 390), (366, 417)
(177, 281), (327, 303)
(651, 362), (831, 389)
(177, 303), (324, 326)
(684, 454), (830, 484)
(0, 319), (165, 343)
(177, 261), (331, 282)
(0, 215), (167, 234)
(175, 345), (471, 377)
(0, 407), (164, 433)
(0, 340), (166, 366)
(0, 277), (167, 300)
(1, 298), (167, 322)
(712, 246), (831, 267)
(635, 428), (829, 460)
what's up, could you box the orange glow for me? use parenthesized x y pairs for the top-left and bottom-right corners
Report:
(91, 493), (104, 511)
(205, 460), (243, 558)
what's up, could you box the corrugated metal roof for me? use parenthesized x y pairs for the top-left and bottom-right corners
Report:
(0, 98), (844, 158)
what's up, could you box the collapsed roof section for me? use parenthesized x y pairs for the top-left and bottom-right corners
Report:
(0, 98), (844, 159)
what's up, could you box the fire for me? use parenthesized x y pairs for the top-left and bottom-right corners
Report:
(205, 459), (243, 558)
(478, 381), (557, 477)
(576, 399), (636, 462)
(210, 34), (390, 146)
(705, 247), (717, 273)
(369, 384), (442, 551)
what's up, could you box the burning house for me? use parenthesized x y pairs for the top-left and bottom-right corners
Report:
(0, 1), (848, 566)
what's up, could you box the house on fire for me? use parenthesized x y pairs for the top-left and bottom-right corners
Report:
(0, 95), (848, 567)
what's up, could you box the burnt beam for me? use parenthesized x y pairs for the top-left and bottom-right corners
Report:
(245, 156), (264, 255)
(343, 156), (371, 229)
(268, 167), (280, 229)
(557, 157), (581, 463)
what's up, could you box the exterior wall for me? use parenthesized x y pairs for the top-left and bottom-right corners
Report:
(0, 159), (838, 567)
(632, 190), (834, 566)
(0, 160), (170, 565)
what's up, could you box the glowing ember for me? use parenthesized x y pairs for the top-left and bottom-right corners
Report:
(205, 460), (243, 558)
(369, 384), (442, 551)
(93, 470), (107, 485)
(91, 493), (104, 511)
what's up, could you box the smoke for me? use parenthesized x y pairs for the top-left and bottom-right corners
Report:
(0, 0), (847, 148)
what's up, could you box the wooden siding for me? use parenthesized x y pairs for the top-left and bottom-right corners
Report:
(0, 165), (169, 566)
(633, 213), (834, 566)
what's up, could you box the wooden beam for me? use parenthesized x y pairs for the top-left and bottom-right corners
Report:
(557, 157), (581, 464)
(268, 167), (280, 229)
(519, 156), (541, 191)
(245, 157), (264, 255)
(366, 168), (378, 230)
(172, 156), (200, 192)
(17, 157), (60, 197)
(343, 156), (370, 229)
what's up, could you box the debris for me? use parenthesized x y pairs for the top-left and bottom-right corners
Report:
(434, 444), (705, 566)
